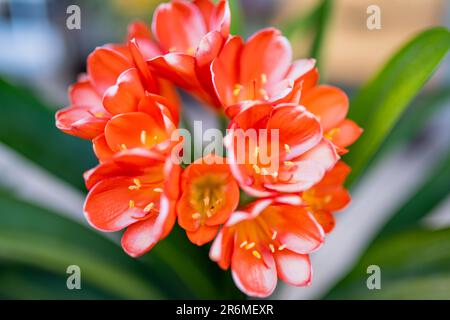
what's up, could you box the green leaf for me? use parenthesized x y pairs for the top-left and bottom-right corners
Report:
(345, 27), (450, 185)
(309, 0), (332, 71)
(0, 78), (96, 190)
(0, 188), (241, 299)
(0, 188), (168, 299)
(375, 150), (450, 240)
(229, 0), (244, 35)
(325, 227), (450, 299)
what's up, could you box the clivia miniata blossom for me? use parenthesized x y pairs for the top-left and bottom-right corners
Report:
(177, 154), (239, 245)
(149, 0), (231, 108)
(83, 149), (181, 257)
(55, 0), (363, 298)
(226, 101), (339, 197)
(210, 196), (324, 297)
(56, 21), (179, 140)
(211, 28), (318, 115)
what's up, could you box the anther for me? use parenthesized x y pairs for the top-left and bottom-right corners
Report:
(143, 202), (154, 213)
(129, 200), (135, 209)
(272, 231), (277, 240)
(278, 244), (287, 251)
(192, 213), (201, 220)
(233, 84), (243, 97)
(140, 130), (147, 145)
(245, 242), (256, 250)
(261, 73), (267, 84)
(284, 144), (292, 153)
(269, 244), (275, 253)
(252, 250), (262, 259)
(240, 241), (248, 248)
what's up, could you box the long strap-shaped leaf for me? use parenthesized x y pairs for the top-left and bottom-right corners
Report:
(345, 27), (450, 186)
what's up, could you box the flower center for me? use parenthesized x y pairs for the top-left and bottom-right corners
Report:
(190, 174), (227, 221)
(127, 177), (164, 220)
(233, 210), (287, 260)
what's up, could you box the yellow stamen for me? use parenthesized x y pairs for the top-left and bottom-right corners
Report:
(261, 168), (270, 176)
(153, 188), (163, 193)
(120, 144), (127, 150)
(284, 161), (295, 167)
(261, 73), (267, 84)
(245, 242), (256, 250)
(269, 244), (275, 253)
(129, 200), (135, 208)
(253, 164), (261, 174)
(140, 130), (147, 145)
(94, 112), (105, 118)
(252, 250), (262, 259)
(192, 213), (201, 220)
(240, 241), (248, 248)
(129, 185), (139, 190)
(133, 178), (141, 188)
(278, 244), (287, 251)
(272, 231), (278, 240)
(143, 202), (154, 213)
(284, 144), (292, 153)
(233, 84), (243, 97)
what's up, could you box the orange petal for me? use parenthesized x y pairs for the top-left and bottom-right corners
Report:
(127, 21), (162, 59)
(87, 47), (131, 94)
(301, 85), (349, 131)
(267, 104), (322, 159)
(93, 134), (115, 163)
(69, 80), (102, 107)
(55, 106), (108, 140)
(312, 210), (336, 233)
(152, 0), (207, 53)
(332, 119), (363, 149)
(186, 224), (219, 246)
(83, 177), (141, 232)
(105, 112), (168, 152)
(274, 250), (311, 286)
(102, 68), (145, 115)
(231, 245), (277, 298)
(240, 28), (292, 87)
(211, 36), (243, 106)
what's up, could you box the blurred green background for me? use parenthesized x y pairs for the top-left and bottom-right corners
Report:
(0, 0), (449, 299)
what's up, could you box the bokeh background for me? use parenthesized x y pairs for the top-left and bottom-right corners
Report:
(0, 0), (449, 299)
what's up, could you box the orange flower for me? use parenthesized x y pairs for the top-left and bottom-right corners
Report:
(177, 154), (239, 245)
(226, 102), (339, 197)
(83, 148), (181, 257)
(211, 28), (318, 113)
(210, 196), (324, 297)
(56, 21), (180, 140)
(148, 0), (231, 109)
(299, 85), (363, 154)
(152, 0), (230, 55)
(302, 161), (351, 233)
(92, 93), (179, 163)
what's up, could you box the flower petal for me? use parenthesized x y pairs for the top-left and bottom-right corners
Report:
(301, 85), (349, 131)
(274, 250), (312, 286)
(231, 246), (277, 298)
(102, 68), (145, 115)
(186, 224), (219, 246)
(152, 0), (207, 53)
(240, 28), (292, 87)
(87, 47), (131, 94)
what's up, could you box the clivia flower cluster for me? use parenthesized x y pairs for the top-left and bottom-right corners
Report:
(56, 0), (362, 297)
